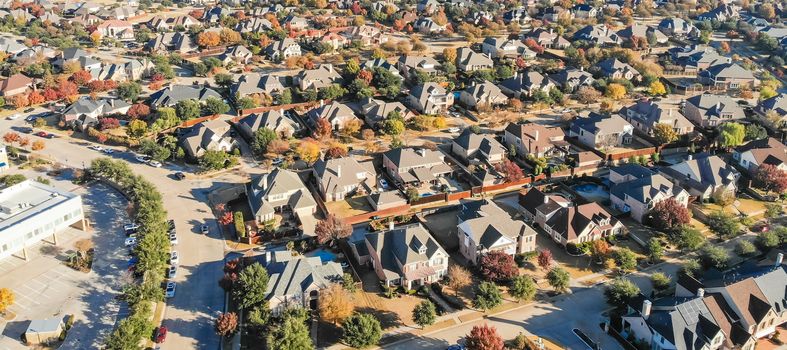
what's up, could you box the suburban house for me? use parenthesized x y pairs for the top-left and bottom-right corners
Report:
(148, 85), (223, 109)
(596, 58), (641, 81)
(397, 55), (441, 81)
(698, 63), (758, 90)
(481, 37), (531, 58)
(0, 73), (34, 97)
(307, 101), (359, 131)
(683, 93), (745, 128)
(755, 93), (787, 127)
(60, 97), (131, 131)
(660, 154), (740, 201)
(147, 15), (200, 30)
(413, 18), (447, 33)
(236, 110), (298, 140)
(608, 164), (656, 185)
(344, 25), (390, 46)
(361, 58), (400, 77)
(406, 82), (454, 114)
(571, 4), (598, 19)
(294, 64), (342, 91)
(366, 191), (407, 211)
(459, 81), (508, 109)
(96, 20), (134, 40)
(499, 71), (556, 99)
(264, 38), (302, 60)
(230, 73), (285, 99)
(696, 3), (739, 22)
(54, 48), (102, 71)
(569, 112), (634, 150)
(619, 99), (694, 137)
(610, 173), (690, 223)
(236, 17), (274, 33)
(360, 98), (413, 128)
(455, 47), (493, 72)
(382, 147), (452, 186)
(732, 137), (787, 174)
(616, 24), (668, 45)
(312, 156), (376, 202)
(262, 254), (342, 316)
(145, 32), (197, 54)
(524, 28), (570, 49)
(519, 188), (624, 246)
(658, 17), (699, 38)
(364, 223), (449, 289)
(573, 24), (622, 46)
(246, 168), (317, 228)
(179, 120), (237, 159)
(503, 122), (567, 159)
(456, 199), (537, 264)
(218, 45), (253, 65)
(451, 129), (507, 165)
(549, 68), (595, 93)
(668, 45), (731, 74)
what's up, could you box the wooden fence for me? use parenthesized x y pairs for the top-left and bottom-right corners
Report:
(344, 204), (412, 225)
(235, 99), (330, 118)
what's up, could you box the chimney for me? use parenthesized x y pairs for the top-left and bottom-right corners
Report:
(687, 154), (693, 161)
(580, 66), (584, 72)
(534, 129), (539, 140)
(642, 300), (652, 320)
(549, 28), (553, 34)
(262, 173), (269, 188)
(416, 149), (426, 157)
(336, 165), (341, 177)
(776, 252), (784, 266)
(543, 195), (549, 204)
(696, 288), (705, 298)
(388, 220), (394, 231)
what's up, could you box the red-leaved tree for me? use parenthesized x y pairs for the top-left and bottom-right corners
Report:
(494, 159), (524, 182)
(127, 103), (151, 119)
(754, 164), (787, 195)
(70, 70), (92, 86)
(465, 323), (504, 350)
(537, 249), (553, 270)
(479, 251), (518, 282)
(214, 312), (238, 337)
(648, 197), (691, 232)
(315, 214), (351, 245)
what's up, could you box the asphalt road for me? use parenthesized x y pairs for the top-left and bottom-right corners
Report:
(1, 114), (226, 349)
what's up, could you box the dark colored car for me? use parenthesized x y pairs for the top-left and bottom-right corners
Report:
(35, 131), (48, 138)
(174, 172), (186, 180)
(155, 326), (168, 343)
(19, 127), (33, 134)
(24, 107), (34, 113)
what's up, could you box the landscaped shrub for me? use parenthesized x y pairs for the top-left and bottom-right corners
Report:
(234, 211), (246, 238)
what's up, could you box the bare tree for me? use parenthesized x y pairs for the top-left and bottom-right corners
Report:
(447, 264), (471, 296)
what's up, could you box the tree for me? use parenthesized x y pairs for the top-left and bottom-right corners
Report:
(31, 140), (45, 151)
(473, 281), (502, 310)
(214, 73), (233, 88)
(318, 84), (346, 100)
(591, 240), (611, 262)
(70, 70), (92, 86)
(735, 240), (757, 256)
(756, 231), (780, 250)
(267, 139), (290, 154)
(232, 262), (270, 310)
(479, 251), (518, 282)
(342, 119), (362, 137)
(605, 278), (640, 309)
(707, 211), (740, 239)
(296, 140), (321, 164)
(547, 267), (570, 293)
(412, 300), (437, 328)
(576, 86), (602, 104)
(200, 150), (232, 170)
(127, 104), (151, 119)
(447, 264), (471, 295)
(647, 238), (664, 262)
(0, 288), (14, 313)
(700, 245), (730, 270)
(383, 118), (405, 136)
(615, 248), (638, 271)
(128, 119), (148, 138)
(197, 31), (221, 47)
(718, 122), (745, 148)
(648, 81), (667, 96)
(493, 159), (524, 182)
(745, 124), (767, 142)
(341, 313), (381, 348)
(205, 97), (230, 115)
(653, 123), (678, 144)
(11, 94), (28, 109)
(319, 284), (354, 325)
(252, 128), (277, 155)
(537, 249), (553, 270)
(465, 324), (504, 350)
(214, 312), (239, 337)
(315, 214), (351, 245)
(314, 118), (333, 139)
(605, 83), (627, 100)
(677, 227), (706, 252)
(175, 99), (201, 120)
(267, 311), (314, 350)
(651, 272), (671, 291)
(648, 198), (690, 232)
(509, 275), (536, 302)
(117, 82), (142, 102)
(754, 164), (787, 195)
(443, 47), (457, 63)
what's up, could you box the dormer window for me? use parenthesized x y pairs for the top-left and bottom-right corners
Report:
(419, 246), (426, 255)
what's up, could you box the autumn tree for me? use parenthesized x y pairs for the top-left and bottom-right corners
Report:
(70, 70), (92, 86)
(314, 118), (333, 139)
(319, 284), (354, 325)
(0, 288), (14, 313)
(3, 132), (20, 144)
(315, 213), (351, 245)
(718, 122), (745, 149)
(494, 159), (524, 182)
(648, 81), (667, 96)
(11, 94), (28, 108)
(127, 104), (151, 119)
(479, 251), (518, 282)
(31, 140), (45, 151)
(447, 264), (471, 295)
(648, 197), (690, 232)
(197, 31), (221, 47)
(537, 249), (553, 270)
(653, 123), (678, 144)
(295, 140), (320, 164)
(591, 240), (610, 262)
(755, 164), (787, 195)
(442, 47), (457, 64)
(576, 86), (602, 104)
(214, 312), (239, 337)
(28, 90), (44, 105)
(465, 324), (504, 350)
(605, 83), (627, 100)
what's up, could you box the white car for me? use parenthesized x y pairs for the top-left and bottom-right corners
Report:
(148, 160), (162, 168)
(169, 251), (179, 265)
(271, 157), (284, 166)
(169, 233), (178, 245)
(123, 223), (139, 232)
(88, 145), (104, 151)
(6, 114), (19, 120)
(447, 127), (460, 133)
(168, 266), (177, 279)
(165, 282), (176, 298)
(124, 237), (137, 246)
(134, 155), (149, 163)
(103, 148), (115, 154)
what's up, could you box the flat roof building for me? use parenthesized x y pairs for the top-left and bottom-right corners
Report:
(0, 180), (85, 260)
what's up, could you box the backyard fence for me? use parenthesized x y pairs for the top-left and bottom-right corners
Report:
(343, 204), (412, 225)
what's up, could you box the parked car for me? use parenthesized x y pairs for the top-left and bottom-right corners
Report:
(6, 114), (19, 120)
(124, 237), (137, 246)
(165, 282), (176, 298)
(155, 326), (168, 343)
(18, 127), (33, 134)
(169, 251), (179, 265)
(271, 157), (284, 166)
(23, 107), (34, 113)
(168, 266), (177, 279)
(24, 115), (36, 122)
(134, 154), (149, 163)
(148, 160), (162, 168)
(169, 233), (178, 245)
(88, 145), (104, 151)
(447, 127), (460, 133)
(103, 148), (115, 154)
(35, 131), (48, 138)
(124, 223), (139, 232)
(174, 172), (185, 180)
(200, 224), (209, 235)
(378, 179), (389, 190)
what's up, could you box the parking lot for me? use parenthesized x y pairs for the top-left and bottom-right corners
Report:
(0, 180), (130, 349)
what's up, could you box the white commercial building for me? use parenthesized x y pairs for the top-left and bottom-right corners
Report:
(0, 180), (85, 260)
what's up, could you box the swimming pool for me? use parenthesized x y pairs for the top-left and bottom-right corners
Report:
(310, 248), (337, 264)
(571, 183), (610, 203)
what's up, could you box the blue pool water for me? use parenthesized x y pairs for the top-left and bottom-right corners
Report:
(311, 249), (337, 264)
(571, 183), (610, 203)
(574, 183), (601, 192)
